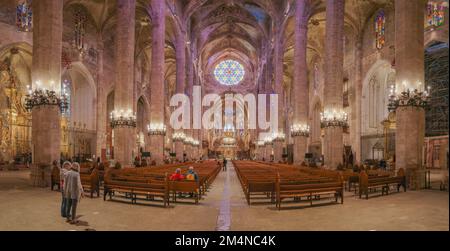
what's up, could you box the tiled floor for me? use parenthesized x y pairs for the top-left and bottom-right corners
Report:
(0, 166), (448, 231)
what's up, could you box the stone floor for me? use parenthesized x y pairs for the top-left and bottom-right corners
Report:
(0, 164), (448, 231)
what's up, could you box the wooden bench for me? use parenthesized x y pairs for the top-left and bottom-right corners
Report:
(169, 181), (200, 204)
(275, 174), (344, 209)
(80, 168), (100, 198)
(104, 174), (170, 207)
(358, 168), (406, 199)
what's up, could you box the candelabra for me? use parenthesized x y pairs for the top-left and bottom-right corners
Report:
(320, 109), (348, 129)
(272, 132), (286, 142)
(388, 83), (430, 112)
(291, 124), (310, 137)
(172, 132), (186, 142)
(24, 82), (69, 113)
(147, 122), (166, 135)
(110, 109), (136, 128)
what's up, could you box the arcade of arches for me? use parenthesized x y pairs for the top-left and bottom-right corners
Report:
(0, 0), (448, 231)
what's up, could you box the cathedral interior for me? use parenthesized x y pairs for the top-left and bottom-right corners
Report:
(0, 0), (448, 231)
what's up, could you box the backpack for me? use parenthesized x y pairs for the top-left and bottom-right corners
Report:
(186, 173), (195, 181)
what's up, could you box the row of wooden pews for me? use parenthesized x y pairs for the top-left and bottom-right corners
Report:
(103, 161), (221, 207)
(234, 161), (344, 209)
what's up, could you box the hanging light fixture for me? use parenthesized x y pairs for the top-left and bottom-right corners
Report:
(24, 80), (69, 113)
(388, 81), (430, 112)
(290, 124), (310, 137)
(110, 109), (136, 128)
(147, 122), (166, 135)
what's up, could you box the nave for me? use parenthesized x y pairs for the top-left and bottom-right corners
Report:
(0, 162), (447, 231)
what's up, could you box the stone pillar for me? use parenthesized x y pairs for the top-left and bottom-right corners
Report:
(112, 0), (136, 166)
(273, 33), (285, 163)
(30, 0), (63, 186)
(95, 34), (107, 161)
(350, 38), (363, 164)
(149, 0), (166, 165)
(174, 31), (186, 160)
(292, 0), (310, 164)
(322, 0), (345, 169)
(394, 0), (426, 189)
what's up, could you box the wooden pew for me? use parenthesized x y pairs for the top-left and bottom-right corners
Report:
(275, 173), (344, 209)
(80, 167), (100, 198)
(358, 168), (406, 199)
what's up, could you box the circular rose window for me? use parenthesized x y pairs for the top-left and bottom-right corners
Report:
(214, 59), (245, 85)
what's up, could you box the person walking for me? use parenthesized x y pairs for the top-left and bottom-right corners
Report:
(222, 158), (227, 171)
(60, 161), (72, 218)
(64, 162), (84, 224)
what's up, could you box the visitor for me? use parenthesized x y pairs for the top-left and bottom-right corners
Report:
(60, 161), (72, 218)
(185, 166), (199, 198)
(186, 166), (198, 182)
(170, 168), (185, 181)
(64, 162), (84, 224)
(222, 158), (227, 171)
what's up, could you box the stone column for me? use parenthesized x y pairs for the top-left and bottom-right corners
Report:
(350, 38), (363, 164)
(95, 34), (107, 161)
(323, 0), (345, 169)
(174, 31), (186, 160)
(273, 34), (285, 163)
(149, 0), (166, 165)
(292, 0), (310, 164)
(112, 0), (136, 166)
(394, 0), (426, 189)
(30, 0), (63, 186)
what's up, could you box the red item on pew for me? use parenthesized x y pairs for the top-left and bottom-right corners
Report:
(170, 173), (185, 181)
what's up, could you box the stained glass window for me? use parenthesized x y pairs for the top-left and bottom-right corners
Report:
(62, 80), (71, 117)
(427, 2), (446, 27)
(375, 10), (385, 50)
(214, 60), (245, 86)
(16, 0), (32, 32)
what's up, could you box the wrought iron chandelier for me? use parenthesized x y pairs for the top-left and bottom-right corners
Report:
(24, 81), (69, 113)
(147, 122), (166, 135)
(320, 109), (348, 129)
(272, 132), (286, 142)
(290, 124), (310, 137)
(387, 83), (430, 112)
(110, 109), (136, 128)
(172, 132), (186, 142)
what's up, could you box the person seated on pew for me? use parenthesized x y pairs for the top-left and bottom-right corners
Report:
(170, 168), (185, 181)
(185, 166), (199, 198)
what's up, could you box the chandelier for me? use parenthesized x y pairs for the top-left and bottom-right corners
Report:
(183, 136), (197, 146)
(24, 81), (69, 113)
(272, 132), (285, 142)
(290, 124), (310, 137)
(110, 109), (136, 128)
(172, 132), (186, 142)
(320, 109), (348, 129)
(388, 83), (430, 112)
(147, 122), (166, 135)
(264, 135), (274, 146)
